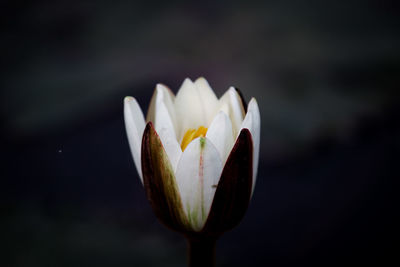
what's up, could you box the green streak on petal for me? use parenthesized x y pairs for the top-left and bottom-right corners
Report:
(199, 137), (206, 149)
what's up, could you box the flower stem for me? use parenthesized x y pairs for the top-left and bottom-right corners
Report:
(187, 236), (217, 267)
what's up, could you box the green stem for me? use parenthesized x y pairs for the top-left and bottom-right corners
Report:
(187, 236), (217, 267)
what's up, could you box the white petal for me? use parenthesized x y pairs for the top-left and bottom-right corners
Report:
(175, 137), (223, 231)
(194, 77), (219, 125)
(175, 78), (207, 140)
(206, 111), (234, 164)
(147, 84), (177, 128)
(240, 98), (260, 194)
(124, 97), (146, 182)
(153, 86), (177, 135)
(154, 92), (182, 171)
(219, 87), (246, 137)
(175, 78), (221, 140)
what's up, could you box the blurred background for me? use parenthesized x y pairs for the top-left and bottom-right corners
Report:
(2, 0), (399, 266)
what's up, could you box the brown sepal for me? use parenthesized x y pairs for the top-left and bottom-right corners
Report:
(202, 128), (253, 234)
(141, 122), (189, 232)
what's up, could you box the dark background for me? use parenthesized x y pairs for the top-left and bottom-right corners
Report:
(2, 1), (399, 266)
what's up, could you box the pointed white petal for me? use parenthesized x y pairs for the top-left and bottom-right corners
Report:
(175, 78), (207, 140)
(147, 84), (177, 128)
(206, 111), (234, 164)
(194, 77), (219, 125)
(154, 92), (182, 171)
(175, 137), (223, 231)
(219, 87), (246, 137)
(240, 98), (260, 194)
(158, 84), (177, 130)
(124, 97), (146, 182)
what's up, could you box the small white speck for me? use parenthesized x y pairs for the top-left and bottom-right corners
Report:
(58, 149), (62, 153)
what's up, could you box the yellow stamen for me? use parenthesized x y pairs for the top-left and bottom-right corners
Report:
(181, 126), (208, 151)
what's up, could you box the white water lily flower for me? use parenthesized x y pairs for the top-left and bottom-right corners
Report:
(124, 77), (260, 233)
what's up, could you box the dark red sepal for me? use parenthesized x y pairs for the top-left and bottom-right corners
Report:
(202, 128), (253, 234)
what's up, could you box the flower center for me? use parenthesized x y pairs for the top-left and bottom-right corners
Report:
(181, 126), (208, 151)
